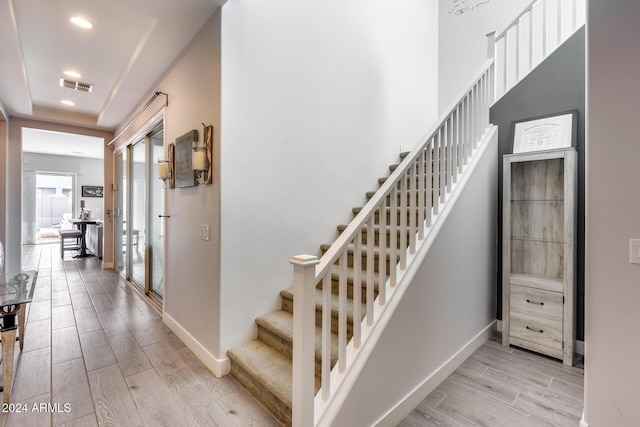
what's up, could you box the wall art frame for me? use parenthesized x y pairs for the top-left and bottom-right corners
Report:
(511, 110), (578, 154)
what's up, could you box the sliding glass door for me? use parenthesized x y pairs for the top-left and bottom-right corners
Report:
(130, 140), (146, 287)
(149, 129), (165, 298)
(114, 150), (127, 273)
(114, 123), (165, 303)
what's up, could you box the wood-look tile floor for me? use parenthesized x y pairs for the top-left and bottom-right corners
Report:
(0, 244), (280, 427)
(7, 245), (584, 427)
(399, 338), (585, 426)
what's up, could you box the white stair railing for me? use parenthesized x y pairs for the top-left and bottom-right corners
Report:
(291, 60), (495, 427)
(490, 0), (585, 100)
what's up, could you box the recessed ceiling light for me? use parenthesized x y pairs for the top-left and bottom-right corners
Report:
(60, 100), (75, 106)
(69, 16), (94, 29)
(63, 70), (82, 79)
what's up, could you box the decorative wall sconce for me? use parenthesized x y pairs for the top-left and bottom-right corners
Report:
(193, 146), (209, 178)
(158, 144), (175, 189)
(193, 124), (213, 185)
(158, 159), (171, 186)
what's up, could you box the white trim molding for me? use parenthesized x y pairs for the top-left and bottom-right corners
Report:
(580, 409), (588, 427)
(163, 313), (230, 377)
(375, 321), (495, 426)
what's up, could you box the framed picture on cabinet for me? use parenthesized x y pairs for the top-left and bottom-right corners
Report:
(511, 110), (577, 154)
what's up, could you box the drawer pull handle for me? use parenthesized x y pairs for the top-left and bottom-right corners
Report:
(526, 299), (544, 306)
(526, 326), (544, 333)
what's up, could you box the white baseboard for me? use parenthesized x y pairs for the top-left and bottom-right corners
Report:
(496, 320), (585, 356)
(163, 313), (230, 377)
(374, 321), (495, 427)
(580, 409), (588, 427)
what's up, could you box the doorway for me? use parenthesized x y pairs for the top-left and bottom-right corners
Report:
(34, 173), (74, 243)
(21, 128), (104, 247)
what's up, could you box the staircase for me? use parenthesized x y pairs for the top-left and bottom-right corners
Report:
(228, 153), (412, 425)
(227, 57), (494, 425)
(228, 1), (585, 425)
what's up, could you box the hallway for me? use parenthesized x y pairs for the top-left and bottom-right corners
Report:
(1, 244), (279, 427)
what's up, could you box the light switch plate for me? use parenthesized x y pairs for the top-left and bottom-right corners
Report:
(200, 224), (210, 241)
(630, 239), (640, 264)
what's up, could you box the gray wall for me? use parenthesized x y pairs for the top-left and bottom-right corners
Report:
(490, 27), (585, 340)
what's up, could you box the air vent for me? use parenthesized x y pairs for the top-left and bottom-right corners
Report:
(59, 78), (93, 93)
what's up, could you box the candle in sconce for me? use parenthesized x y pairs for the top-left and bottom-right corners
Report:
(158, 162), (169, 179)
(193, 149), (207, 171)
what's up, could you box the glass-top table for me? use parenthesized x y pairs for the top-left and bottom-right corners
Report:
(0, 270), (38, 403)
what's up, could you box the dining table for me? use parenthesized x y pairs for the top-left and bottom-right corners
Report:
(0, 270), (37, 403)
(70, 219), (98, 258)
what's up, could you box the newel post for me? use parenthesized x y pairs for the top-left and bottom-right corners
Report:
(486, 31), (496, 59)
(290, 254), (320, 427)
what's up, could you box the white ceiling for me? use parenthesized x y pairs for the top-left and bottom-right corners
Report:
(22, 128), (104, 159)
(0, 0), (225, 130)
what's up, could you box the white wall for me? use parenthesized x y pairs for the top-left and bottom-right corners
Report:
(219, 0), (439, 355)
(110, 10), (223, 372)
(585, 1), (640, 425)
(22, 153), (103, 245)
(331, 130), (498, 426)
(438, 0), (531, 111)
(23, 152), (104, 216)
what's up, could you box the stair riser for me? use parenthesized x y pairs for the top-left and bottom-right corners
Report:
(229, 361), (292, 426)
(257, 324), (335, 378)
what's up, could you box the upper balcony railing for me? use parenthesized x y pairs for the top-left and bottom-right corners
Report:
(490, 0), (585, 100)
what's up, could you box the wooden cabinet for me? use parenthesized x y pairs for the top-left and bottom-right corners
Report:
(502, 148), (576, 365)
(86, 223), (103, 260)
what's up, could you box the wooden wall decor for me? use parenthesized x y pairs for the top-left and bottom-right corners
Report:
(175, 130), (198, 188)
(168, 143), (176, 189)
(196, 124), (213, 185)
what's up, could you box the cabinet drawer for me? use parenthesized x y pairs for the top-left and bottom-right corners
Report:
(510, 284), (563, 322)
(510, 311), (562, 351)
